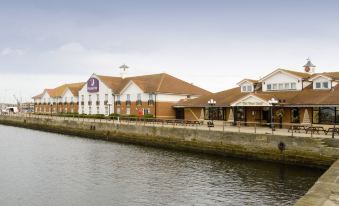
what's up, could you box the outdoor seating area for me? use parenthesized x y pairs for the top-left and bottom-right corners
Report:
(288, 125), (339, 136)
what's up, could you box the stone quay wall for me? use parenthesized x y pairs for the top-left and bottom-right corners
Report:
(0, 115), (339, 168)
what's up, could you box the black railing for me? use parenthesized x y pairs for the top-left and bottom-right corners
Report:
(136, 100), (142, 106)
(115, 100), (121, 106)
(126, 100), (131, 106)
(88, 101), (92, 106)
(96, 101), (100, 106)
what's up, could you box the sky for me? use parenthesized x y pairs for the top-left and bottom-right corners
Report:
(1, 0), (339, 103)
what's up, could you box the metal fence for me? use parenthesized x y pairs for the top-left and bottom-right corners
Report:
(1, 113), (338, 138)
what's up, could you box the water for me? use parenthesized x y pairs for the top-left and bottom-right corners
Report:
(0, 125), (324, 206)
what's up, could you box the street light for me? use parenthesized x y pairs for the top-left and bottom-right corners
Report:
(208, 99), (216, 127)
(268, 98), (279, 133)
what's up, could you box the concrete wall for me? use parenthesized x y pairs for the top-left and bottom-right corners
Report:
(1, 115), (339, 169)
(294, 159), (339, 206)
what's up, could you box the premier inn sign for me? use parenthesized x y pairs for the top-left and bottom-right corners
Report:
(87, 78), (99, 93)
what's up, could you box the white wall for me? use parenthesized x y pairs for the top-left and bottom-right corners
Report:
(78, 74), (114, 115)
(262, 71), (302, 91)
(62, 89), (78, 103)
(239, 82), (253, 92)
(312, 76), (331, 90)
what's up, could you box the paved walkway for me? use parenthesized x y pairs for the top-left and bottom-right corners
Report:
(3, 113), (339, 139)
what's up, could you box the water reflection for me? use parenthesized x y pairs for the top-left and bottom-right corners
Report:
(0, 125), (324, 206)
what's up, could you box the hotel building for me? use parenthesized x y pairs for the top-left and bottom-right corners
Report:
(175, 60), (339, 126)
(78, 73), (210, 118)
(33, 82), (85, 114)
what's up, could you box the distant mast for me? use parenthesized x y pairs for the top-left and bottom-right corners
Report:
(119, 64), (129, 79)
(303, 59), (316, 74)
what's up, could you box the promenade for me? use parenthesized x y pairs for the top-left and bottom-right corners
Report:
(3, 113), (338, 140)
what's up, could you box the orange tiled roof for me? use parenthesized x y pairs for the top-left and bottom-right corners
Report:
(175, 84), (339, 107)
(97, 73), (211, 95)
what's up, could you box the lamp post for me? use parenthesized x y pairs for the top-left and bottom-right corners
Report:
(108, 103), (111, 116)
(208, 99), (216, 127)
(268, 98), (279, 133)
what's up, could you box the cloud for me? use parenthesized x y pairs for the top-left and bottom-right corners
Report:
(0, 48), (27, 56)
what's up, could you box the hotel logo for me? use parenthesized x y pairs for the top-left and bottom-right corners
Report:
(87, 78), (99, 93)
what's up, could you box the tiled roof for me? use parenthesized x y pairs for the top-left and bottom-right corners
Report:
(279, 69), (311, 79)
(310, 72), (339, 80)
(175, 84), (339, 107)
(49, 82), (85, 97)
(98, 73), (211, 95)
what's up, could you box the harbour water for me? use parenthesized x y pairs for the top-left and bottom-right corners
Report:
(0, 125), (324, 206)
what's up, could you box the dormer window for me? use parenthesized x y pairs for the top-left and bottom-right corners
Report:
(314, 81), (330, 89)
(323, 82), (329, 89)
(241, 85), (253, 92)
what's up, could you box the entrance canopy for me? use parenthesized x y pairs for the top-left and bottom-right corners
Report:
(230, 95), (271, 107)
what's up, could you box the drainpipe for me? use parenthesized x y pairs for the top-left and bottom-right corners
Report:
(154, 93), (157, 118)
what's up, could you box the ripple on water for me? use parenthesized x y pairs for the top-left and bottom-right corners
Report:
(0, 125), (324, 206)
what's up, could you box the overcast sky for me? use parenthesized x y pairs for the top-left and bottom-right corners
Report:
(1, 0), (339, 103)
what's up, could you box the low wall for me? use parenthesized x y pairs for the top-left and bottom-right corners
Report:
(0, 115), (339, 168)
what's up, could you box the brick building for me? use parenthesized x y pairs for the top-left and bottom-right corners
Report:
(33, 82), (85, 114)
(78, 73), (210, 118)
(175, 60), (339, 127)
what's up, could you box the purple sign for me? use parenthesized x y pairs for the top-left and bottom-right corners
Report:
(87, 78), (99, 92)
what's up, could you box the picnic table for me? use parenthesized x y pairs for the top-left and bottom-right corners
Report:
(325, 127), (339, 135)
(288, 125), (308, 133)
(306, 126), (327, 134)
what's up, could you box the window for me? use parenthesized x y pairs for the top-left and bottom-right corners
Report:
(105, 94), (108, 101)
(137, 93), (141, 100)
(96, 106), (100, 114)
(323, 82), (329, 89)
(315, 81), (330, 89)
(291, 83), (296, 90)
(126, 108), (130, 115)
(291, 108), (300, 123)
(313, 107), (335, 124)
(267, 84), (272, 90)
(127, 94), (130, 101)
(278, 83), (284, 90)
(71, 97), (73, 102)
(242, 86), (247, 92)
(144, 108), (151, 115)
(273, 84), (277, 90)
(148, 94), (153, 100)
(284, 83), (290, 89)
(117, 95), (121, 101)
(247, 85), (252, 92)
(105, 106), (108, 115)
(315, 82), (321, 89)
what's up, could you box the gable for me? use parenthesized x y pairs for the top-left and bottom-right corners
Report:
(310, 75), (332, 82)
(120, 81), (144, 95)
